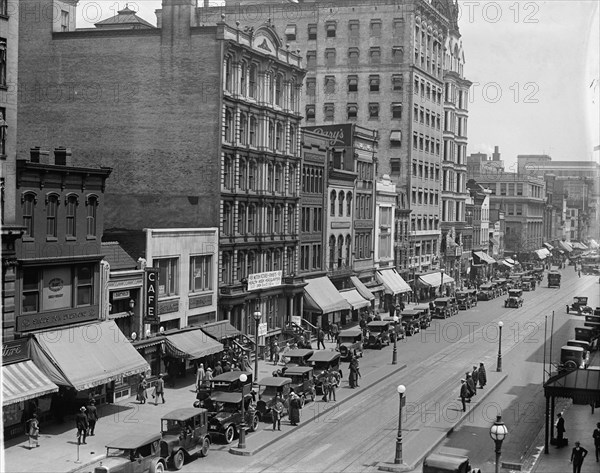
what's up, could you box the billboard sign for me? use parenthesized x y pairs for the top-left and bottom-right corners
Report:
(304, 124), (353, 147)
(247, 271), (282, 291)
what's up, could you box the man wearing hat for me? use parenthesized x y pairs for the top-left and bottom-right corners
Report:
(459, 379), (470, 412)
(154, 374), (165, 405)
(466, 372), (476, 397)
(76, 406), (89, 445)
(86, 399), (99, 436)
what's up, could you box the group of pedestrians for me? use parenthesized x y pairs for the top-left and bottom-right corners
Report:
(459, 363), (486, 412)
(553, 415), (600, 473)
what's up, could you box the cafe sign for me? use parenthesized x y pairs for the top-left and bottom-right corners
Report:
(145, 268), (159, 324)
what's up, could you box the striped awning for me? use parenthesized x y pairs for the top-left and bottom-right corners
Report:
(535, 249), (548, 260)
(376, 269), (412, 295)
(303, 277), (351, 314)
(501, 260), (514, 268)
(2, 360), (58, 406)
(558, 241), (573, 253)
(165, 329), (224, 360)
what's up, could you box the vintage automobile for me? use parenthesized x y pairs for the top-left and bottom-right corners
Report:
(567, 340), (591, 367)
(413, 304), (433, 328)
(594, 308), (600, 316)
(547, 271), (561, 288)
(337, 328), (364, 360)
(160, 408), (210, 470)
(477, 284), (494, 301)
(382, 317), (407, 340)
(86, 432), (166, 473)
(455, 291), (471, 310)
(559, 346), (586, 371)
(255, 377), (291, 421)
(488, 281), (501, 298)
(284, 349), (315, 367)
(308, 351), (342, 395)
(280, 366), (316, 406)
(364, 321), (391, 348)
(532, 267), (545, 282)
(586, 314), (600, 325)
(194, 371), (253, 408)
(399, 310), (421, 336)
(206, 391), (258, 444)
(575, 326), (599, 352)
(508, 274), (523, 289)
(422, 453), (481, 473)
(521, 276), (536, 291)
(491, 279), (508, 296)
(566, 296), (593, 315)
(433, 298), (458, 318)
(504, 289), (523, 308)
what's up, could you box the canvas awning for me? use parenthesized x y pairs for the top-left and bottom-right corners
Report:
(544, 368), (600, 405)
(199, 321), (241, 341)
(418, 272), (455, 287)
(32, 321), (149, 391)
(375, 269), (412, 295)
(588, 239), (599, 249)
(501, 260), (514, 268)
(489, 237), (499, 247)
(2, 360), (58, 406)
(505, 258), (516, 265)
(572, 241), (588, 250)
(339, 289), (370, 310)
(543, 242), (554, 250)
(350, 276), (375, 302)
(558, 241), (573, 253)
(164, 329), (224, 359)
(473, 251), (496, 264)
(535, 249), (548, 260)
(303, 277), (351, 314)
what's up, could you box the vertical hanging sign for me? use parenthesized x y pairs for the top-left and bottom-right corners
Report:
(145, 268), (159, 324)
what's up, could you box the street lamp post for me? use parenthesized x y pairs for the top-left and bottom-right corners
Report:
(253, 311), (261, 383)
(237, 374), (249, 449)
(392, 328), (398, 365)
(490, 415), (508, 473)
(440, 268), (445, 297)
(497, 321), (503, 372)
(394, 385), (406, 464)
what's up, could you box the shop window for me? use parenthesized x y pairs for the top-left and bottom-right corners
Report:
(190, 255), (212, 292)
(156, 258), (178, 297)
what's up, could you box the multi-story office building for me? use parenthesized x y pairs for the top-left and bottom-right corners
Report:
(18, 1), (307, 343)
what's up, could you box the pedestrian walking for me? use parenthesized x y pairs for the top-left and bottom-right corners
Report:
(288, 388), (301, 426)
(272, 342), (280, 365)
(459, 379), (470, 412)
(570, 441), (588, 473)
(86, 399), (98, 436)
(136, 374), (148, 404)
(465, 372), (476, 397)
(327, 371), (338, 402)
(321, 372), (330, 402)
(280, 342), (290, 365)
(76, 406), (89, 445)
(269, 393), (284, 431)
(205, 367), (213, 387)
(556, 412), (566, 448)
(331, 322), (339, 344)
(26, 413), (40, 449)
(317, 328), (326, 350)
(153, 374), (165, 405)
(471, 365), (479, 388)
(214, 361), (223, 376)
(222, 361), (231, 373)
(478, 362), (487, 388)
(349, 357), (361, 388)
(195, 363), (206, 392)
(593, 422), (600, 462)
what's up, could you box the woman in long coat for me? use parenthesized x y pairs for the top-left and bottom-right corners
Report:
(136, 374), (148, 404)
(478, 362), (487, 388)
(288, 388), (301, 426)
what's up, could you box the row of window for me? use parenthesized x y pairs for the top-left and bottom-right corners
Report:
(306, 46), (404, 69)
(302, 166), (324, 194)
(445, 83), (468, 109)
(353, 232), (373, 260)
(441, 200), (466, 223)
(444, 111), (468, 137)
(306, 74), (403, 96)
(286, 18), (405, 42)
(309, 102), (400, 122)
(442, 170), (466, 194)
(300, 243), (323, 272)
(412, 133), (442, 156)
(378, 233), (392, 259)
(221, 248), (295, 285)
(328, 234), (353, 269)
(490, 182), (543, 198)
(154, 256), (213, 298)
(414, 105), (442, 130)
(413, 76), (443, 104)
(223, 57), (299, 112)
(21, 192), (98, 239)
(410, 216), (440, 232)
(412, 161), (441, 181)
(301, 206), (323, 233)
(222, 155), (298, 194)
(443, 140), (467, 165)
(223, 108), (298, 155)
(328, 190), (353, 218)
(411, 188), (440, 207)
(222, 202), (296, 237)
(414, 24), (443, 78)
(0, 38), (6, 88)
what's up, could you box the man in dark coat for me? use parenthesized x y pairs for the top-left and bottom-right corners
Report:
(288, 389), (301, 426)
(86, 399), (98, 436)
(213, 361), (223, 377)
(466, 373), (476, 397)
(556, 412), (566, 447)
(471, 366), (479, 389)
(570, 441), (588, 473)
(593, 422), (600, 462)
(317, 328), (326, 350)
(76, 406), (89, 445)
(460, 379), (470, 412)
(478, 362), (487, 388)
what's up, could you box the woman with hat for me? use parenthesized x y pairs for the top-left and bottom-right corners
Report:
(288, 388), (301, 426)
(136, 373), (148, 404)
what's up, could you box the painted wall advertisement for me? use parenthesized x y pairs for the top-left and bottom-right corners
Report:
(42, 267), (72, 311)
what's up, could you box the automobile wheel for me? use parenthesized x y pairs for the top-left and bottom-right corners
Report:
(224, 425), (235, 444)
(249, 415), (259, 432)
(152, 461), (165, 473)
(172, 450), (185, 470)
(564, 360), (577, 371)
(300, 395), (306, 408)
(200, 437), (210, 457)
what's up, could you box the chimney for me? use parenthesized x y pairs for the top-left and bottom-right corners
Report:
(54, 147), (73, 166)
(30, 147), (50, 164)
(161, 0), (196, 45)
(493, 146), (501, 161)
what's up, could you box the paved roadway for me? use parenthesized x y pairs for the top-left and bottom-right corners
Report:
(179, 267), (598, 473)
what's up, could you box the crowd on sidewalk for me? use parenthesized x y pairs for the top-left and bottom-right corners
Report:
(458, 363), (487, 412)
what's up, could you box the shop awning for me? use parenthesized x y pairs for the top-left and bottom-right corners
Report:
(489, 237), (499, 247)
(473, 251), (496, 264)
(558, 241), (573, 253)
(350, 276), (375, 302)
(339, 289), (370, 310)
(32, 321), (149, 391)
(501, 260), (514, 268)
(418, 272), (455, 287)
(199, 321), (241, 341)
(375, 268), (412, 295)
(535, 249), (548, 260)
(505, 258), (516, 265)
(589, 239), (599, 249)
(303, 277), (351, 314)
(572, 241), (588, 250)
(544, 368), (600, 405)
(2, 360), (58, 406)
(543, 242), (554, 250)
(164, 329), (224, 360)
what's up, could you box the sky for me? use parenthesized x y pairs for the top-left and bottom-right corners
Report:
(76, 1), (600, 169)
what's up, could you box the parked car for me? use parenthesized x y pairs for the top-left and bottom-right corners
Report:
(433, 298), (458, 318)
(336, 328), (364, 360)
(194, 371), (253, 408)
(575, 326), (599, 352)
(413, 304), (432, 328)
(308, 351), (342, 395)
(280, 366), (316, 407)
(547, 271), (561, 288)
(508, 274), (523, 289)
(456, 291), (472, 310)
(566, 340), (591, 367)
(206, 391), (258, 444)
(255, 377), (291, 421)
(364, 321), (391, 348)
(477, 284), (494, 301)
(491, 279), (509, 296)
(284, 349), (315, 367)
(566, 296), (593, 315)
(399, 310), (421, 336)
(505, 289), (523, 308)
(559, 346), (586, 371)
(382, 317), (407, 340)
(86, 432), (166, 473)
(422, 453), (481, 473)
(521, 276), (536, 291)
(160, 408), (211, 470)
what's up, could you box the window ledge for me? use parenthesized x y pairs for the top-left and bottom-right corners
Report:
(86, 235), (97, 241)
(159, 295), (180, 302)
(65, 236), (77, 241)
(46, 236), (58, 242)
(22, 236), (35, 243)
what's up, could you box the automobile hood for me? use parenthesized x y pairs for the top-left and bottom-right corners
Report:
(210, 412), (235, 424)
(91, 457), (132, 470)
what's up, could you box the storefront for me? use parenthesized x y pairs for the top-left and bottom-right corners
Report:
(2, 338), (59, 439)
(163, 327), (224, 381)
(30, 320), (149, 406)
(375, 268), (412, 313)
(303, 276), (351, 328)
(418, 271), (456, 299)
(339, 289), (370, 322)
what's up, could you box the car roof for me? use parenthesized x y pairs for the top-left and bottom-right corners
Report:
(162, 408), (207, 421)
(308, 351), (341, 362)
(367, 321), (390, 327)
(286, 349), (314, 357)
(338, 328), (362, 336)
(413, 304), (430, 309)
(106, 432), (162, 450)
(561, 345), (584, 352)
(575, 296), (588, 301)
(212, 371), (252, 382)
(210, 391), (245, 404)
(480, 284), (492, 288)
(283, 366), (313, 375)
(258, 376), (291, 387)
(400, 310), (420, 315)
(568, 339), (590, 346)
(424, 453), (469, 468)
(434, 297), (450, 301)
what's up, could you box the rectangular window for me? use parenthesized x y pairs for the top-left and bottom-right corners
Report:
(306, 77), (316, 96)
(308, 24), (317, 40)
(324, 76), (336, 94)
(370, 19), (382, 37)
(0, 0), (7, 16)
(349, 20), (360, 38)
(190, 255), (212, 292)
(392, 46), (403, 63)
(369, 47), (381, 65)
(393, 18), (404, 37)
(348, 48), (359, 66)
(65, 196), (77, 237)
(324, 103), (334, 121)
(305, 105), (315, 121)
(285, 24), (296, 41)
(306, 51), (316, 69)
(369, 103), (379, 119)
(392, 103), (402, 119)
(347, 103), (358, 120)
(347, 75), (358, 92)
(46, 196), (58, 238)
(326, 21), (336, 38)
(325, 48), (336, 67)
(0, 39), (6, 87)
(60, 11), (69, 32)
(76, 265), (93, 306)
(380, 207), (392, 226)
(22, 269), (40, 313)
(369, 75), (380, 92)
(156, 258), (178, 297)
(392, 74), (403, 92)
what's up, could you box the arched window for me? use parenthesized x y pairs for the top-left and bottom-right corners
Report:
(268, 120), (275, 149)
(224, 108), (233, 143)
(275, 74), (283, 106)
(269, 73), (276, 104)
(302, 168), (307, 192)
(338, 191), (345, 216)
(237, 250), (247, 279)
(221, 251), (232, 284)
(249, 160), (257, 190)
(237, 203), (246, 234)
(267, 163), (274, 192)
(22, 192), (36, 237)
(318, 170), (323, 193)
(46, 194), (59, 238)
(310, 169), (315, 193)
(286, 248), (294, 275)
(274, 205), (282, 233)
(337, 235), (344, 267)
(86, 195), (98, 237)
(287, 204), (295, 233)
(345, 235), (352, 265)
(266, 204), (273, 233)
(65, 194), (78, 237)
(247, 250), (256, 276)
(289, 165), (296, 195)
(289, 81), (296, 111)
(249, 64), (257, 98)
(346, 192), (352, 217)
(329, 235), (336, 270)
(330, 190), (336, 216)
